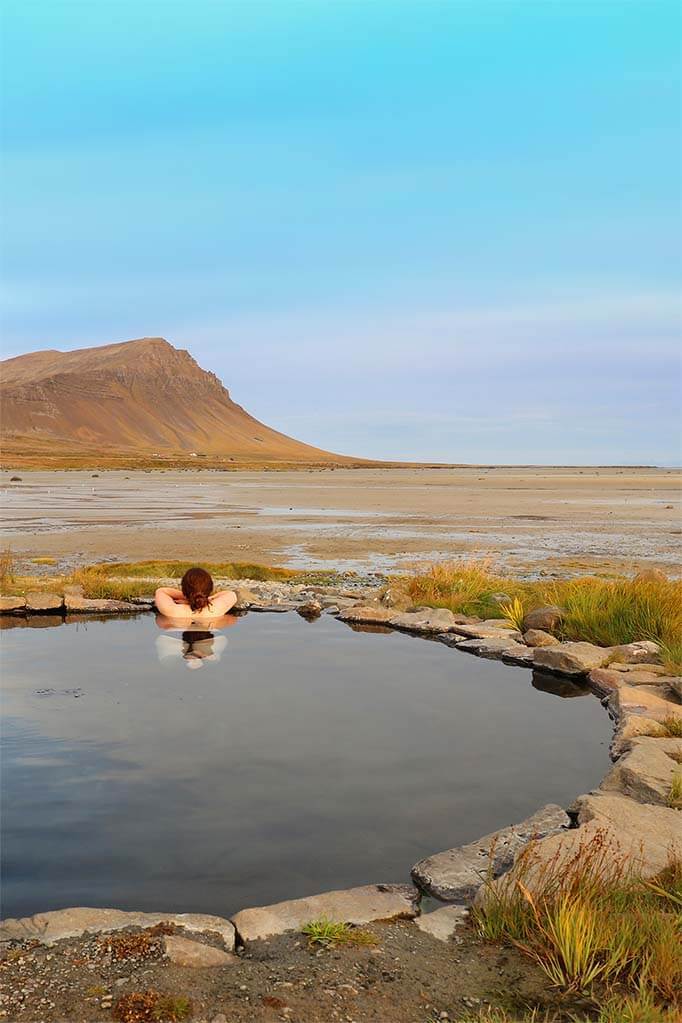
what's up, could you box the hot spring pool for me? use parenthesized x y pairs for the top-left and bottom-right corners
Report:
(1, 611), (610, 919)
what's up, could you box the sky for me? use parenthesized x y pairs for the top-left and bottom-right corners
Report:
(1, 0), (680, 464)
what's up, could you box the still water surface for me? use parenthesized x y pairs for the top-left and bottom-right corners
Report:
(1, 612), (610, 919)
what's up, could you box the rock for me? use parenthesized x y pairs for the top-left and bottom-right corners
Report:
(587, 668), (627, 697)
(64, 595), (140, 613)
(0, 596), (26, 613)
(633, 568), (667, 584)
(0, 908), (236, 949)
(389, 608), (461, 633)
(231, 884), (420, 943)
(609, 684), (682, 724)
(611, 716), (669, 757)
(523, 629), (560, 648)
(533, 641), (612, 676)
(163, 935), (236, 966)
(454, 637), (530, 664)
(246, 603), (296, 613)
(606, 662), (667, 675)
(296, 601), (322, 620)
(522, 606), (564, 633)
(212, 1015), (229, 1023)
(233, 586), (260, 609)
(129, 595), (156, 607)
(571, 792), (682, 873)
(490, 593), (512, 605)
(451, 623), (522, 641)
(338, 606), (396, 625)
(411, 804), (569, 902)
(669, 678), (682, 701)
(25, 591), (63, 613)
(415, 905), (469, 943)
(606, 641), (662, 666)
(600, 737), (681, 804)
(481, 796), (682, 903)
(605, 669), (669, 687)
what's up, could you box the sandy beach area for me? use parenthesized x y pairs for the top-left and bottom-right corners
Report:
(1, 466), (680, 578)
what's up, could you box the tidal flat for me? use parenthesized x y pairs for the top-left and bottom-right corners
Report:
(1, 466), (680, 577)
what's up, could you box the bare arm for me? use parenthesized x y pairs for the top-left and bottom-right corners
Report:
(208, 589), (238, 614)
(154, 587), (188, 616)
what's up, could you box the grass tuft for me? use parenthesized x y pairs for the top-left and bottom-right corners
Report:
(473, 833), (682, 1014)
(301, 917), (377, 948)
(500, 596), (525, 632)
(667, 771), (682, 810)
(660, 716), (682, 738)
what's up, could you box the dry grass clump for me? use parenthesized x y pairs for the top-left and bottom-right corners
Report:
(396, 562), (682, 656)
(660, 716), (682, 739)
(97, 930), (164, 962)
(473, 832), (682, 1016)
(113, 990), (191, 1023)
(0, 547), (15, 589)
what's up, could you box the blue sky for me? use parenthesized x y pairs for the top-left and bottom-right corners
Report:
(1, 0), (680, 463)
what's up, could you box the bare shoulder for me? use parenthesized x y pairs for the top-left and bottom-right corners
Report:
(211, 589), (237, 612)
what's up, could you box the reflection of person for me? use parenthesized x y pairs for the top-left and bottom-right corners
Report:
(155, 567), (237, 621)
(155, 618), (236, 669)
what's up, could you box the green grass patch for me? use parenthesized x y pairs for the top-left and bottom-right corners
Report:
(301, 917), (377, 948)
(667, 771), (682, 810)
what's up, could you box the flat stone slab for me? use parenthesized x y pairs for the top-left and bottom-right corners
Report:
(64, 595), (141, 613)
(610, 685), (682, 723)
(389, 608), (461, 633)
(163, 934), (236, 966)
(454, 637), (529, 664)
(25, 591), (63, 613)
(607, 662), (667, 676)
(0, 596), (26, 612)
(231, 884), (420, 943)
(534, 641), (613, 676)
(414, 905), (469, 943)
(600, 736), (682, 804)
(411, 804), (569, 902)
(338, 606), (396, 624)
(0, 908), (236, 950)
(451, 623), (521, 641)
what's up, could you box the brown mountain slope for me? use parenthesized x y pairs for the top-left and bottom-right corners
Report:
(0, 337), (355, 464)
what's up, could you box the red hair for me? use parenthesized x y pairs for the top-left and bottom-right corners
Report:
(181, 567), (213, 612)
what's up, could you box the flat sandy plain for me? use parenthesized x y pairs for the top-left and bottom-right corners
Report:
(1, 466), (680, 578)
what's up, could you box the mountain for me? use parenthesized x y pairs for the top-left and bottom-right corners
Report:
(0, 337), (353, 464)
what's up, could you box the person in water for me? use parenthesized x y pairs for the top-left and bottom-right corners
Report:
(154, 567), (237, 621)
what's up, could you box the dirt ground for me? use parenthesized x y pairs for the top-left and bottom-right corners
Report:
(1, 466), (680, 578)
(0, 919), (591, 1023)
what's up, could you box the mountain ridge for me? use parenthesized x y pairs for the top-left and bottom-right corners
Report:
(0, 337), (355, 464)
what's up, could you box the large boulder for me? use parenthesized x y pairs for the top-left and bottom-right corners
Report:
(599, 737), (682, 804)
(522, 606), (564, 633)
(0, 908), (236, 950)
(533, 641), (612, 676)
(25, 591), (63, 613)
(411, 804), (569, 902)
(479, 795), (682, 905)
(605, 641), (662, 666)
(231, 884), (420, 943)
(0, 596), (26, 613)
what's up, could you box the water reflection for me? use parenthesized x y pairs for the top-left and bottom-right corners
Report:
(154, 614), (237, 669)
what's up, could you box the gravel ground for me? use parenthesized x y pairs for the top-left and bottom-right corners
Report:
(0, 919), (587, 1023)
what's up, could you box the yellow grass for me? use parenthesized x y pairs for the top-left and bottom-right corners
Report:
(395, 561), (682, 652)
(473, 833), (682, 1014)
